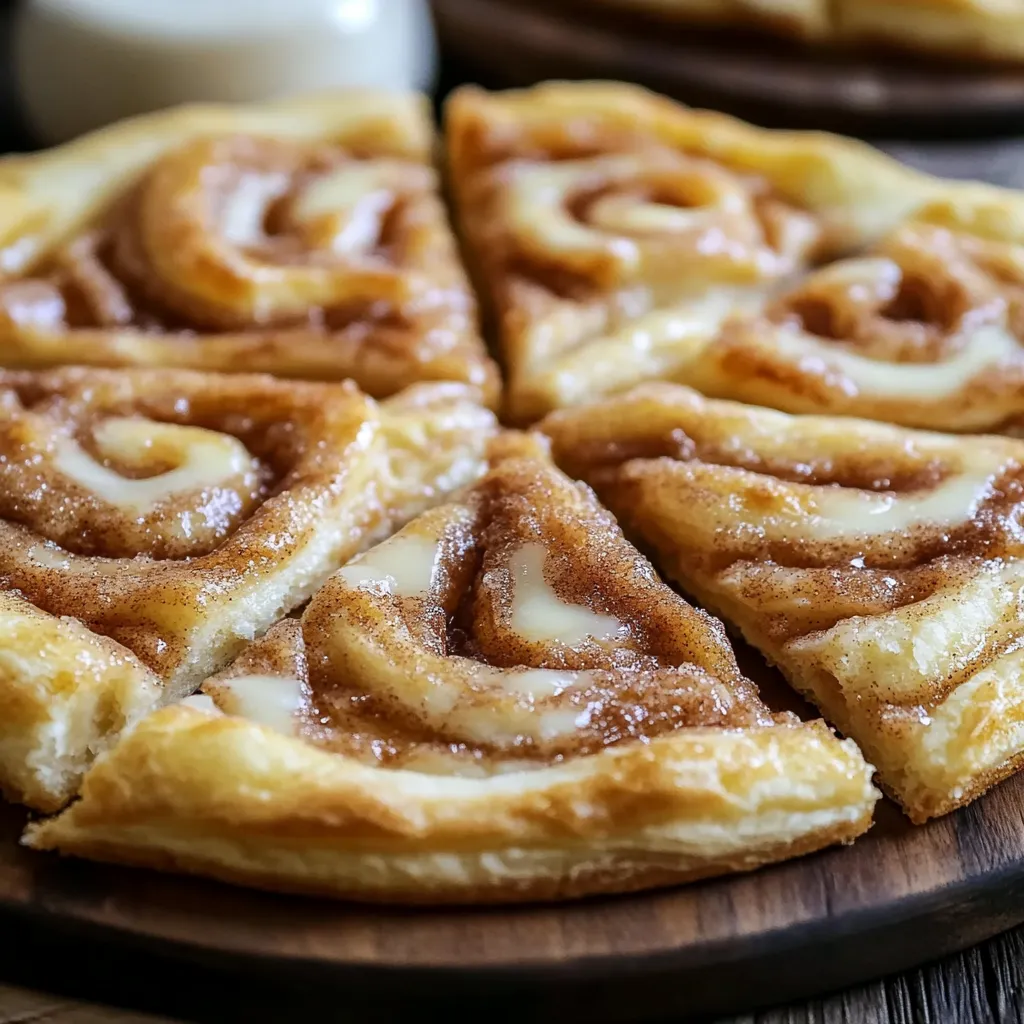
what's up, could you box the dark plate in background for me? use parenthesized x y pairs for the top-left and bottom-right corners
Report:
(432, 0), (1024, 138)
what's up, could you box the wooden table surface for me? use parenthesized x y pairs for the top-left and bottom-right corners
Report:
(3, 6), (1024, 1021)
(0, 927), (1021, 1024)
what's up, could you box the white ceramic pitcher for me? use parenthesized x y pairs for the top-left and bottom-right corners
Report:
(14, 0), (438, 145)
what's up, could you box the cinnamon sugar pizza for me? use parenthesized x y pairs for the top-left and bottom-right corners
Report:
(542, 383), (1024, 822)
(25, 435), (877, 902)
(0, 367), (496, 811)
(447, 81), (1024, 429)
(585, 0), (1024, 62)
(0, 91), (499, 403)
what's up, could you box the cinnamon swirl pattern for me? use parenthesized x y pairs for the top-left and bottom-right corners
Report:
(709, 220), (1024, 432)
(0, 367), (497, 810)
(447, 81), (1024, 429)
(0, 92), (499, 403)
(542, 383), (1024, 821)
(25, 436), (877, 902)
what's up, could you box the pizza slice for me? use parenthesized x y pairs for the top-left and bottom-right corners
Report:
(543, 383), (1024, 821)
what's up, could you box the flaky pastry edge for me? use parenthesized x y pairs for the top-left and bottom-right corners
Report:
(24, 704), (877, 903)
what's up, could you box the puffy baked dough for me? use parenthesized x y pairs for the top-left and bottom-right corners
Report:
(0, 592), (160, 813)
(0, 91), (499, 403)
(26, 436), (877, 903)
(0, 368), (497, 810)
(447, 81), (1024, 430)
(708, 216), (1024, 433)
(542, 383), (1024, 821)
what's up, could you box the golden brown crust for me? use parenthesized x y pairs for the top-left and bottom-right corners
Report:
(25, 706), (874, 903)
(18, 826), (869, 905)
(24, 706), (873, 903)
(540, 382), (1024, 821)
(25, 440), (878, 902)
(0, 91), (499, 403)
(0, 367), (497, 811)
(446, 81), (1024, 429)
(0, 591), (160, 812)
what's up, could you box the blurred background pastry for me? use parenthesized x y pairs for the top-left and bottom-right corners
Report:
(563, 0), (1024, 63)
(432, 0), (1024, 140)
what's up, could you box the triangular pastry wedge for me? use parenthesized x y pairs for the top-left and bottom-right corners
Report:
(26, 436), (878, 903)
(0, 91), (499, 403)
(0, 368), (496, 810)
(541, 383), (1024, 821)
(446, 81), (1024, 430)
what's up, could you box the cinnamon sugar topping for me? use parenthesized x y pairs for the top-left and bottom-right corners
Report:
(201, 442), (775, 774)
(539, 383), (1024, 819)
(446, 83), (1024, 430)
(0, 100), (499, 401)
(0, 367), (497, 693)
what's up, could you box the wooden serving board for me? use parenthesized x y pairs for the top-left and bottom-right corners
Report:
(4, 649), (1024, 1023)
(431, 0), (1024, 135)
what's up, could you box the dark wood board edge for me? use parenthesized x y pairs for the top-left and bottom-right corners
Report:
(2, 856), (1024, 1023)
